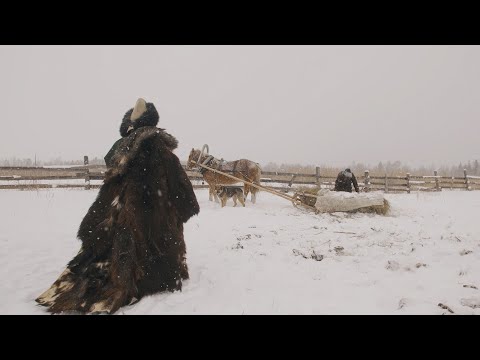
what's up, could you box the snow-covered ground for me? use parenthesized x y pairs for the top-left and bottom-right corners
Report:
(0, 188), (479, 315)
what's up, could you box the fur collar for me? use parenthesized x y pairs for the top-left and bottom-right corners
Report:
(107, 126), (178, 178)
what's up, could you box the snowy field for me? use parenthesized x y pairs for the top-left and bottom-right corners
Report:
(0, 188), (479, 315)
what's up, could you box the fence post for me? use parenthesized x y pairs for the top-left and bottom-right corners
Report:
(384, 174), (388, 193)
(84, 155), (90, 190)
(315, 166), (321, 187)
(406, 173), (411, 194)
(288, 174), (296, 187)
(434, 170), (440, 191)
(364, 170), (370, 192)
(464, 169), (470, 191)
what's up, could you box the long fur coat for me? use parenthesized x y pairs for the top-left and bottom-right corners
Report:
(36, 104), (200, 314)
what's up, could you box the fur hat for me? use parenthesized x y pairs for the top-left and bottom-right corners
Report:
(120, 98), (159, 137)
(131, 98), (148, 121)
(343, 169), (353, 178)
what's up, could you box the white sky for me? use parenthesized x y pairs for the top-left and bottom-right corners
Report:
(1, 45), (479, 167)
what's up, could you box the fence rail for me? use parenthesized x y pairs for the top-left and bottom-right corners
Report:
(1, 157), (479, 192)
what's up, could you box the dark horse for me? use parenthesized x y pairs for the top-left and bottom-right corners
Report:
(187, 148), (261, 204)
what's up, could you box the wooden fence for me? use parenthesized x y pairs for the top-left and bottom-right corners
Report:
(259, 168), (480, 193)
(1, 157), (479, 192)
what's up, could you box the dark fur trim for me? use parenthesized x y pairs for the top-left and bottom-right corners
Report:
(107, 126), (178, 178)
(120, 102), (159, 137)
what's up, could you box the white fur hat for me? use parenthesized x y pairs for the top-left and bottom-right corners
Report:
(130, 98), (147, 121)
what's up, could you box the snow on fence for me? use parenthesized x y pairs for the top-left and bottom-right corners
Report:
(1, 157), (479, 192)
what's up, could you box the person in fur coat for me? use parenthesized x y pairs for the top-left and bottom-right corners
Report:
(36, 98), (200, 314)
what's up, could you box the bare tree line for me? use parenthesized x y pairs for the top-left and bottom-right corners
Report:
(0, 156), (106, 167)
(262, 160), (480, 177)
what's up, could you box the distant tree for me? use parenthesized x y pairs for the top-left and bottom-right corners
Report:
(377, 162), (384, 174)
(466, 161), (472, 173)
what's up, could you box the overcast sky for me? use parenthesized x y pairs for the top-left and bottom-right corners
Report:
(1, 45), (479, 167)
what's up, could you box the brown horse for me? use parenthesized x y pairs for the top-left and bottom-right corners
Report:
(187, 148), (261, 204)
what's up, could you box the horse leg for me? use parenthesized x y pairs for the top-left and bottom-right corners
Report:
(245, 184), (256, 204)
(244, 184), (250, 201)
(251, 169), (261, 204)
(251, 187), (257, 204)
(208, 185), (214, 201)
(238, 192), (246, 207)
(211, 185), (220, 203)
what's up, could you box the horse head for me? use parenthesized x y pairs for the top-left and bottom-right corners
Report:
(187, 149), (200, 170)
(187, 145), (210, 170)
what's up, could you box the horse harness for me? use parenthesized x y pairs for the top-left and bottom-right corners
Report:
(198, 155), (250, 182)
(198, 155), (215, 175)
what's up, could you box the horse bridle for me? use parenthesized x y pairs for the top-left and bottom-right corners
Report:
(198, 155), (215, 174)
(192, 144), (213, 174)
